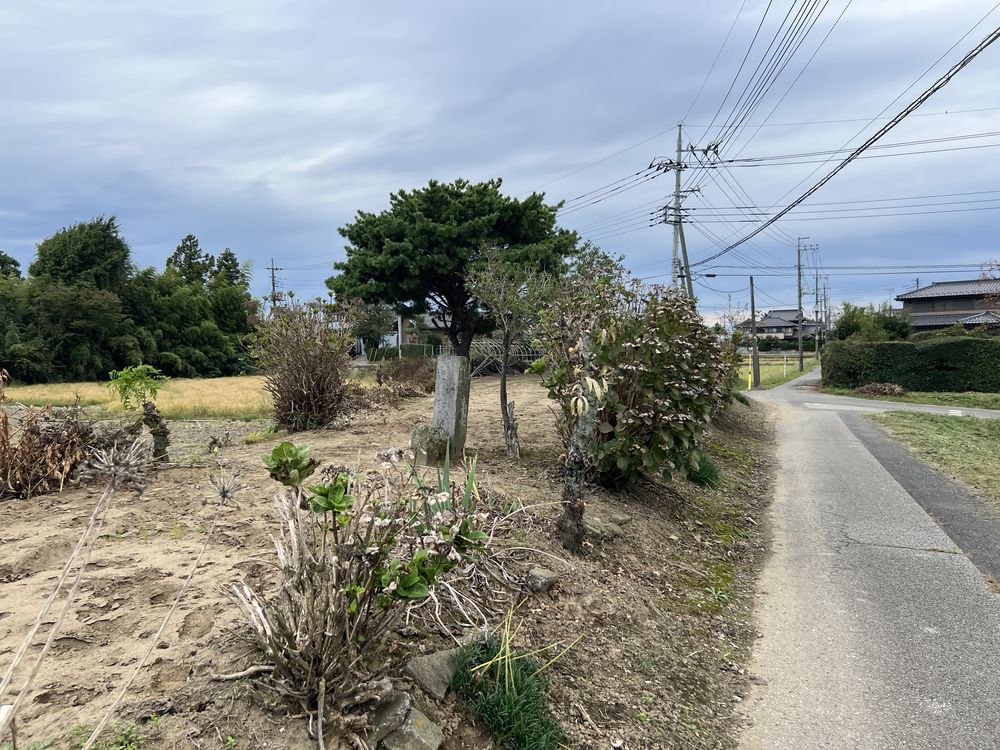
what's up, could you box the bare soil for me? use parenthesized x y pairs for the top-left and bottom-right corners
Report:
(0, 375), (772, 750)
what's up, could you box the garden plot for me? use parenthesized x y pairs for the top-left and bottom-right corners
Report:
(1, 375), (772, 750)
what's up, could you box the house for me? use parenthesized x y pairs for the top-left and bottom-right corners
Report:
(894, 278), (1000, 331)
(737, 308), (820, 340)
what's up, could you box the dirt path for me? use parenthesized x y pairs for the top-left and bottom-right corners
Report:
(3, 376), (773, 749)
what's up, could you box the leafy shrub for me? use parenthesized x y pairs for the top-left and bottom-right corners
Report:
(857, 383), (907, 397)
(536, 256), (730, 487)
(452, 635), (565, 750)
(106, 364), (165, 411)
(822, 337), (1000, 391)
(232, 443), (489, 741)
(686, 454), (721, 488)
(249, 299), (356, 431)
(833, 302), (910, 342)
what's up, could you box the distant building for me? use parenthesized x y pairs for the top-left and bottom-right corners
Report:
(894, 279), (1000, 331)
(737, 308), (820, 340)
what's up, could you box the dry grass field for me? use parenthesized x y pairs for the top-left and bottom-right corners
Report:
(4, 376), (273, 420)
(739, 355), (819, 389)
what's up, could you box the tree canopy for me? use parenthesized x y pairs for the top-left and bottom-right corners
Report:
(833, 302), (911, 342)
(29, 216), (132, 293)
(0, 251), (20, 279)
(327, 178), (577, 356)
(1, 222), (257, 383)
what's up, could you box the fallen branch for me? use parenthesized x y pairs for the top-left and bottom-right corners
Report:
(209, 665), (275, 682)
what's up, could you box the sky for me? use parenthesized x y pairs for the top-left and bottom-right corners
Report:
(2, 0), (1000, 323)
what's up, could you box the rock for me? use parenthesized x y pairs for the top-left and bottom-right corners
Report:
(609, 511), (632, 527)
(410, 424), (450, 466)
(380, 708), (444, 750)
(404, 648), (460, 700)
(526, 566), (559, 593)
(584, 515), (624, 540)
(369, 685), (412, 745)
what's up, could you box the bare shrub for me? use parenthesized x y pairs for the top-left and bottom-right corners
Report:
(231, 443), (491, 747)
(0, 372), (96, 499)
(250, 300), (356, 431)
(856, 382), (907, 397)
(374, 357), (436, 397)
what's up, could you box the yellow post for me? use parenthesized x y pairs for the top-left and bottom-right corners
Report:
(747, 372), (753, 390)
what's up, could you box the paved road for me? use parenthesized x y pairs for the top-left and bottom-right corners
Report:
(765, 369), (1000, 419)
(741, 371), (1000, 749)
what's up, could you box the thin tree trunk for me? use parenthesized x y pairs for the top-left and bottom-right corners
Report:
(142, 402), (170, 462)
(499, 335), (519, 459)
(557, 340), (595, 552)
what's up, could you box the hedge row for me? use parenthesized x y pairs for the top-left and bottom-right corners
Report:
(822, 337), (1000, 392)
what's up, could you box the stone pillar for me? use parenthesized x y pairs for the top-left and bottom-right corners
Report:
(431, 355), (470, 456)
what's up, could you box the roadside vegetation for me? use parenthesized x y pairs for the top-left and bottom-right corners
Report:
(824, 387), (1000, 411)
(872, 412), (1000, 502)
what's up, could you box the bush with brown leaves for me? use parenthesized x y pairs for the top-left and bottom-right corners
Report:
(0, 405), (95, 500)
(856, 382), (907, 397)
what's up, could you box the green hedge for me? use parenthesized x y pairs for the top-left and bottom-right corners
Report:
(822, 337), (1000, 391)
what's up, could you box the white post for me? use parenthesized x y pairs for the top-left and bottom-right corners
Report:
(397, 316), (403, 359)
(784, 354), (787, 377)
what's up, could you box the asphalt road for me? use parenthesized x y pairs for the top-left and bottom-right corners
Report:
(741, 371), (1000, 749)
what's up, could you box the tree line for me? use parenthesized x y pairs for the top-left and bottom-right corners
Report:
(0, 217), (256, 383)
(1, 178), (577, 383)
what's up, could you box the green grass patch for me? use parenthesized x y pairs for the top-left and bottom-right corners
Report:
(740, 356), (819, 390)
(872, 412), (1000, 502)
(824, 387), (1000, 411)
(452, 636), (565, 750)
(686, 454), (721, 488)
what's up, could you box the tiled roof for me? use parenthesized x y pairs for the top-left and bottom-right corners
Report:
(896, 278), (1000, 300)
(907, 311), (1000, 327)
(959, 311), (1000, 325)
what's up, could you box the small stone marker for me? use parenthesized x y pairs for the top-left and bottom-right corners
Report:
(410, 424), (450, 466)
(431, 356), (470, 456)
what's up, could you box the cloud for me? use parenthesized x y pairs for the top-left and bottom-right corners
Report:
(0, 0), (998, 312)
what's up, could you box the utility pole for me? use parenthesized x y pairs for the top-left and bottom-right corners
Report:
(750, 275), (760, 388)
(797, 237), (807, 371)
(671, 124), (683, 289)
(814, 267), (820, 357)
(267, 258), (284, 308)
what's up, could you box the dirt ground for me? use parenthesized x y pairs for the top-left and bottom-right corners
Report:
(0, 375), (773, 750)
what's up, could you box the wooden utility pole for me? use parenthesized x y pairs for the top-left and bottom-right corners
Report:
(750, 275), (760, 388)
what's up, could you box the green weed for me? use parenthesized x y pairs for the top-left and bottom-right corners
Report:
(686, 455), (721, 488)
(451, 611), (572, 750)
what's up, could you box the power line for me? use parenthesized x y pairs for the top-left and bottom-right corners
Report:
(693, 0), (777, 145)
(692, 21), (1000, 267)
(682, 0), (752, 122)
(768, 0), (1000, 207)
(728, 0), (855, 155)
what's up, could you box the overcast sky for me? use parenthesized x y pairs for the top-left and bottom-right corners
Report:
(2, 0), (999, 320)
